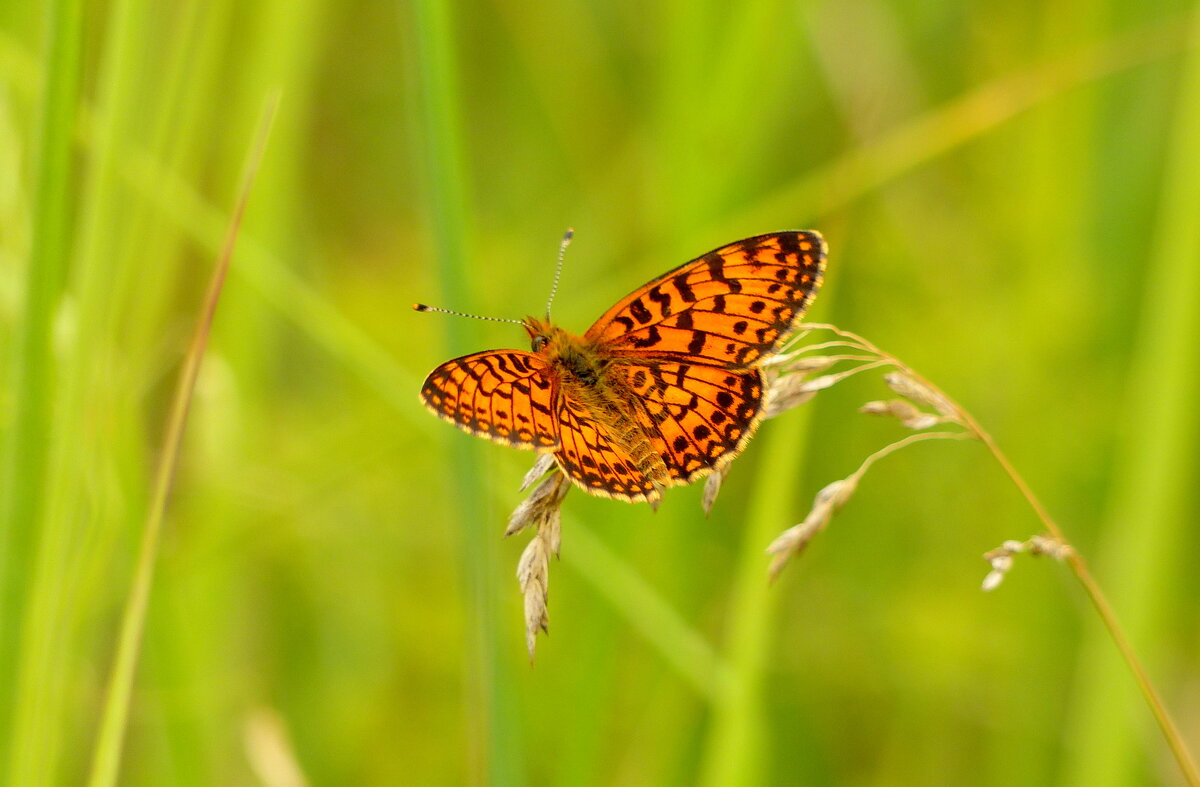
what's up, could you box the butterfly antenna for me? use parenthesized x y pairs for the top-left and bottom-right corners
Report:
(545, 227), (574, 320)
(411, 303), (525, 325)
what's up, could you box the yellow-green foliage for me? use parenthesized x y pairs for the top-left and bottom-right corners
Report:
(1, 1), (1198, 784)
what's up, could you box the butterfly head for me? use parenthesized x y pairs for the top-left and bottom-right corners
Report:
(523, 316), (554, 353)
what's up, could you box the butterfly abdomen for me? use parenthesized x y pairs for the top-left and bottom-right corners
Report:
(606, 408), (670, 488)
(563, 374), (670, 489)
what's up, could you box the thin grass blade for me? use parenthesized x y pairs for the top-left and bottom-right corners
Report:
(86, 93), (279, 787)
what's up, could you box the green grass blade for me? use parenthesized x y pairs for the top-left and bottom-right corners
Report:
(1061, 10), (1200, 785)
(87, 94), (278, 787)
(698, 415), (815, 786)
(8, 0), (156, 779)
(0, 0), (84, 769)
(409, 0), (526, 782)
(566, 520), (732, 701)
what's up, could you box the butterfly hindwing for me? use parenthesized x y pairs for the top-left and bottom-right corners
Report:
(617, 360), (765, 483)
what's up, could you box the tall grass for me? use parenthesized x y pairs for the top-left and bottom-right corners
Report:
(0, 0), (83, 777)
(410, 0), (525, 782)
(1, 1), (1197, 783)
(88, 93), (277, 787)
(1063, 8), (1200, 785)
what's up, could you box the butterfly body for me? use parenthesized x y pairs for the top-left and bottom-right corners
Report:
(420, 231), (827, 504)
(525, 317), (674, 495)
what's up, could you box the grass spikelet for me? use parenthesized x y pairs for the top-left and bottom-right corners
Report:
(519, 453), (558, 492)
(883, 371), (959, 420)
(859, 399), (944, 430)
(981, 535), (1075, 591)
(510, 471), (568, 659)
(701, 464), (731, 516)
(766, 478), (856, 581)
(507, 467), (569, 538)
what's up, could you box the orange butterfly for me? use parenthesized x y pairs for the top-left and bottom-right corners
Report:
(418, 231), (827, 504)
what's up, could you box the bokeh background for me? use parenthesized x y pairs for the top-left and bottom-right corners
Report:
(2, 0), (1199, 784)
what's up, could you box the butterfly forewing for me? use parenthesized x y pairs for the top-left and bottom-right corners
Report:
(420, 350), (559, 449)
(585, 231), (826, 366)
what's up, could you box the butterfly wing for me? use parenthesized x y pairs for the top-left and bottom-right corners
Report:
(420, 350), (559, 450)
(617, 360), (765, 484)
(554, 394), (662, 502)
(585, 231), (826, 366)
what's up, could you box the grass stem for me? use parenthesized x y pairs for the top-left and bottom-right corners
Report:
(804, 323), (1200, 786)
(86, 93), (278, 787)
(0, 0), (84, 764)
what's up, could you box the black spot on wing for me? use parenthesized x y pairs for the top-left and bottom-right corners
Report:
(629, 299), (652, 324)
(647, 285), (672, 317)
(673, 272), (696, 303)
(706, 252), (743, 293)
(778, 232), (802, 256)
(629, 325), (662, 349)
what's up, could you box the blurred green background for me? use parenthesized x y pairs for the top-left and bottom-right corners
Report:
(2, 0), (1199, 784)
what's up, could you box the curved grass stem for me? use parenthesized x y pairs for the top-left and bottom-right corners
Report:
(800, 323), (1200, 786)
(963, 419), (1199, 787)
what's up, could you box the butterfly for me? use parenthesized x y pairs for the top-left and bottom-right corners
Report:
(417, 231), (827, 505)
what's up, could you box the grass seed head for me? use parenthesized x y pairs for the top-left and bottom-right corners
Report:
(507, 468), (569, 537)
(981, 535), (1073, 591)
(763, 373), (819, 419)
(510, 471), (570, 659)
(860, 399), (943, 430)
(520, 453), (558, 491)
(702, 464), (730, 516)
(517, 535), (551, 659)
(766, 478), (858, 580)
(884, 372), (958, 420)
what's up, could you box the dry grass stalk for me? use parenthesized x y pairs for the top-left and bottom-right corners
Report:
(243, 708), (309, 787)
(510, 469), (568, 659)
(489, 320), (1198, 784)
(767, 323), (1199, 784)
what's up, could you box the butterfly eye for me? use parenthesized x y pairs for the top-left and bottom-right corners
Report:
(531, 336), (548, 352)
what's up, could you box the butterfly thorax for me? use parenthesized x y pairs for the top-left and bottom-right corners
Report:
(525, 321), (604, 385)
